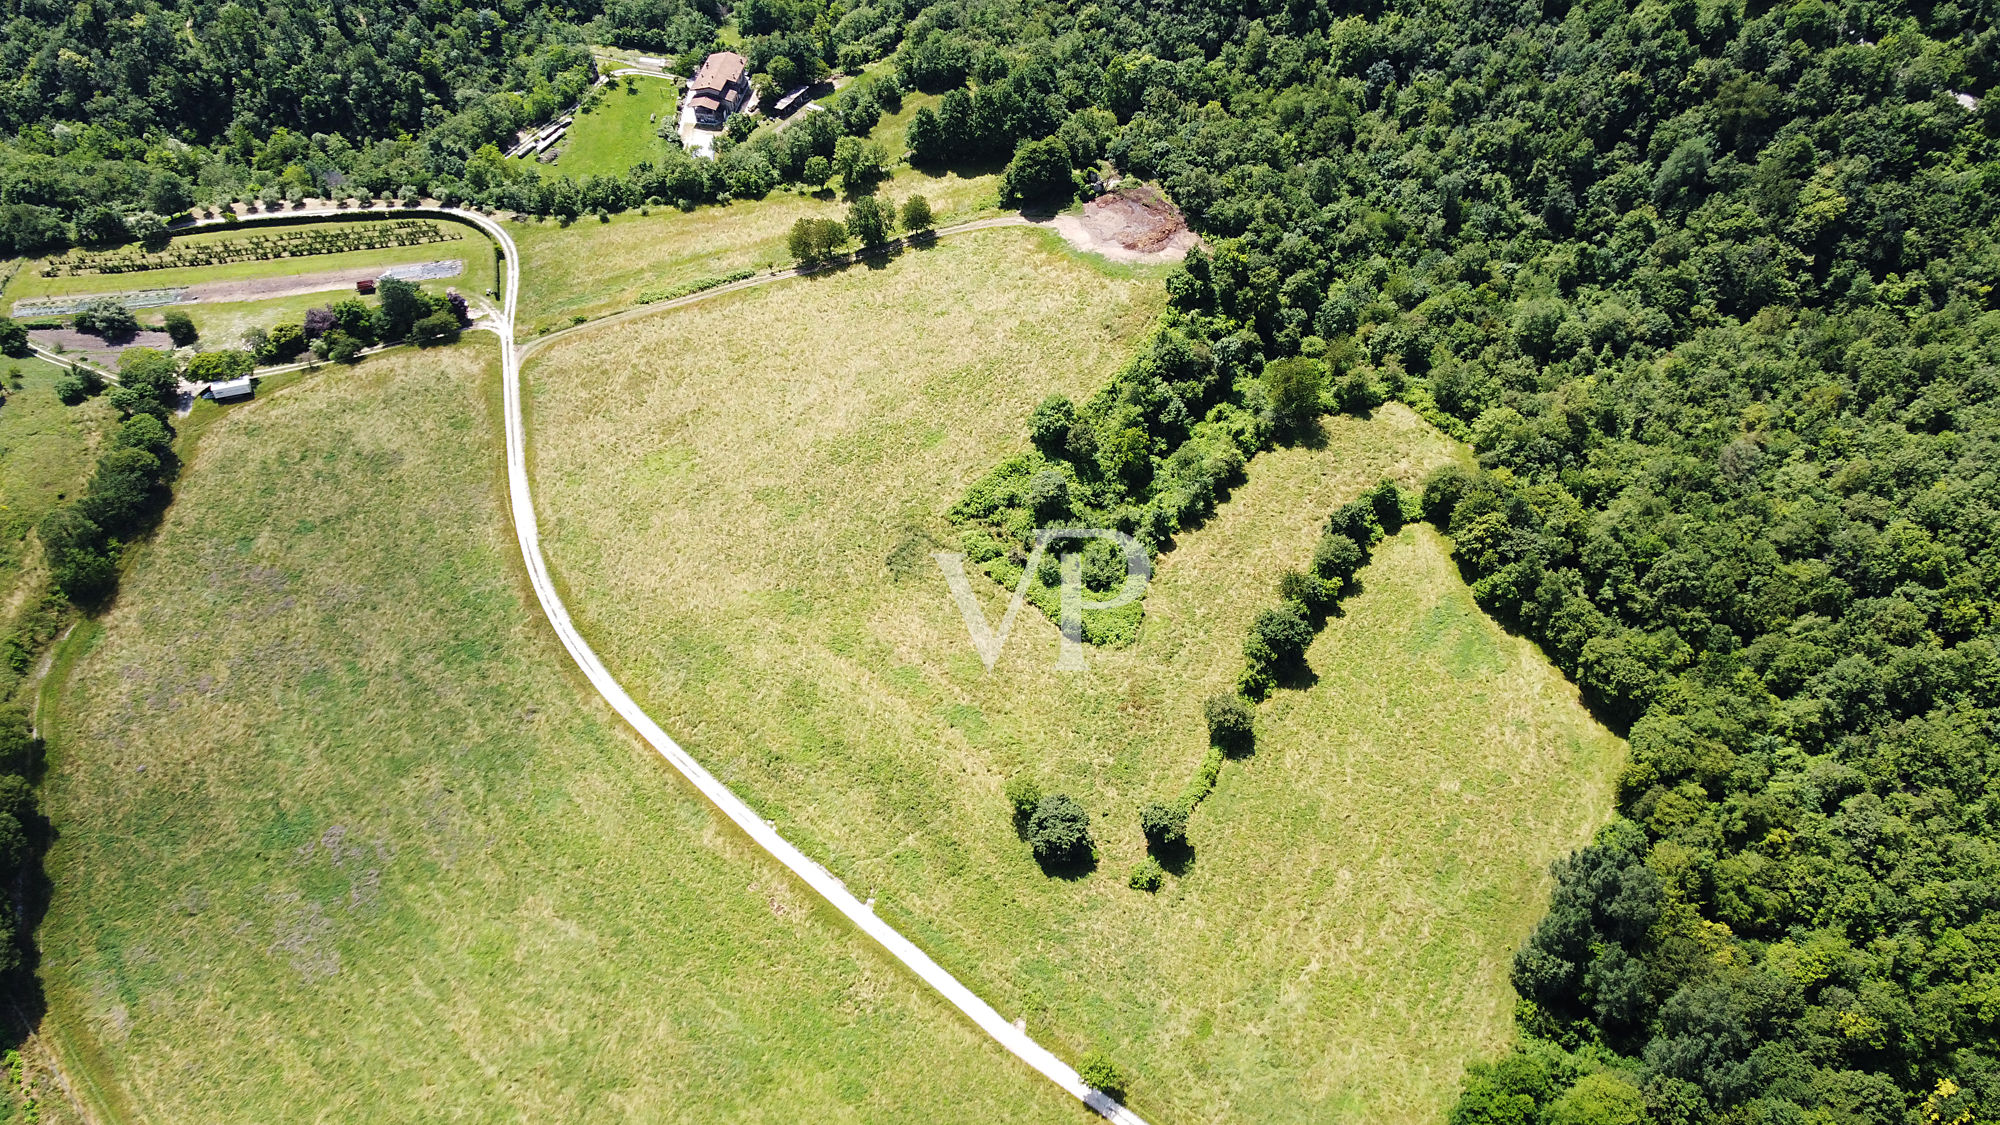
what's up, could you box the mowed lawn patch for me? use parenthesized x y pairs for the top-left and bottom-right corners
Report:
(36, 340), (1080, 1124)
(523, 226), (1625, 1124)
(510, 167), (1000, 332)
(520, 76), (682, 180)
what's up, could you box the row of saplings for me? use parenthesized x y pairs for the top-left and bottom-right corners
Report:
(994, 480), (1410, 1102)
(1000, 482), (1407, 875)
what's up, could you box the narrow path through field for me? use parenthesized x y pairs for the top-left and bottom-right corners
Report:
(467, 208), (1146, 1124)
(188, 208), (1143, 1122)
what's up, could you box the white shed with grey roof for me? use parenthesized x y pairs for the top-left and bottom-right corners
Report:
(208, 377), (254, 402)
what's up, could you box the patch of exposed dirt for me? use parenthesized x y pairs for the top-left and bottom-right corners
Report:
(183, 259), (464, 304)
(29, 327), (175, 369)
(1051, 184), (1201, 264)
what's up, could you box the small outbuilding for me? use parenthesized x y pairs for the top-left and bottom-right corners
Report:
(208, 377), (254, 403)
(355, 278), (377, 295)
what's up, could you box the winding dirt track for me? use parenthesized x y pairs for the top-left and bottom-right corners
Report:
(219, 207), (1148, 1124)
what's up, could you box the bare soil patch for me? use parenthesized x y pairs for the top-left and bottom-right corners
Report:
(182, 259), (464, 304)
(29, 327), (175, 369)
(1051, 184), (1200, 264)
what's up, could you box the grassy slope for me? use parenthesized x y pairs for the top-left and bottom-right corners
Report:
(4, 218), (496, 303)
(0, 357), (109, 695)
(35, 340), (1079, 1124)
(511, 167), (1001, 332)
(522, 226), (1626, 1124)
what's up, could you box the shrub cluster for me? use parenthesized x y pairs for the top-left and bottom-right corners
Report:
(636, 268), (756, 305)
(37, 348), (181, 602)
(1239, 480), (1405, 698)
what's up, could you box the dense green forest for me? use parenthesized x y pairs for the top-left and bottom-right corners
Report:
(9, 0), (2000, 1117)
(919, 0), (2000, 1120)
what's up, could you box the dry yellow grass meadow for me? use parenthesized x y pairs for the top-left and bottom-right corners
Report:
(523, 225), (1626, 1123)
(34, 340), (1082, 1123)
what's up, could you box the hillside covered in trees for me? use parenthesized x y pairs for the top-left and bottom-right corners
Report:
(8, 0), (2000, 1118)
(881, 0), (2000, 1118)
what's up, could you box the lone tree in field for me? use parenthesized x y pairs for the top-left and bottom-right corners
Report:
(1026, 792), (1092, 866)
(899, 194), (933, 234)
(73, 298), (138, 340)
(0, 317), (25, 357)
(846, 195), (891, 248)
(161, 309), (197, 347)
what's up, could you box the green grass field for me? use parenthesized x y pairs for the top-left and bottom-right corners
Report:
(3, 216), (496, 304)
(35, 340), (1081, 1124)
(515, 76), (682, 180)
(510, 167), (1000, 332)
(0, 356), (109, 699)
(522, 226), (1626, 1123)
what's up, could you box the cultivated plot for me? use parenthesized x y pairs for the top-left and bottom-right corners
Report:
(523, 227), (1626, 1123)
(36, 341), (1080, 1124)
(4, 217), (495, 304)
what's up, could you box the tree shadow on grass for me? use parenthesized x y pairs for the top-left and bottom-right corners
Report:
(1036, 849), (1098, 881)
(1154, 840), (1195, 877)
(1272, 657), (1320, 693)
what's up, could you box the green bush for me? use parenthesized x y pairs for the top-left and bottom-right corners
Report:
(161, 309), (197, 346)
(1138, 801), (1186, 848)
(1127, 855), (1164, 892)
(1028, 394), (1075, 449)
(0, 316), (25, 356)
(0, 707), (40, 776)
(1260, 356), (1325, 433)
(1075, 1050), (1127, 1099)
(185, 350), (253, 382)
(71, 298), (138, 339)
(1277, 567), (1330, 614)
(1248, 605), (1313, 666)
(412, 311), (461, 347)
(1026, 792), (1091, 865)
(1312, 533), (1363, 583)
(999, 136), (1077, 206)
(1003, 776), (1042, 820)
(1203, 693), (1254, 754)
(321, 331), (363, 364)
(899, 193), (933, 233)
(54, 367), (103, 405)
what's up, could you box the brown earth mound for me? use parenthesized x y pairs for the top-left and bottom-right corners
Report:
(1051, 185), (1201, 264)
